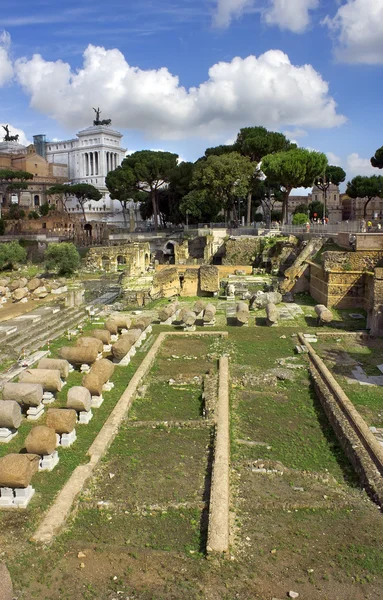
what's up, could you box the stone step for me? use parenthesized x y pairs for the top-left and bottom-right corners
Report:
(11, 309), (87, 354)
(0, 306), (62, 346)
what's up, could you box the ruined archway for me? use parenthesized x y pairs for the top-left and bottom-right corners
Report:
(101, 255), (110, 271)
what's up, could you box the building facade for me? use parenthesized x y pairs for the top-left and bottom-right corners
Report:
(43, 124), (126, 219)
(0, 140), (68, 210)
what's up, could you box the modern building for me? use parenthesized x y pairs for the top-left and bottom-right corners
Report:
(42, 121), (127, 220)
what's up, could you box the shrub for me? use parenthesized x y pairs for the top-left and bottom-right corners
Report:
(292, 212), (308, 225)
(28, 211), (39, 220)
(0, 241), (27, 270)
(8, 205), (25, 220)
(0, 219), (5, 236)
(45, 242), (81, 275)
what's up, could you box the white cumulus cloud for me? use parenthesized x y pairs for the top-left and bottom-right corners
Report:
(326, 151), (342, 165)
(15, 45), (346, 139)
(0, 31), (13, 86)
(263, 0), (319, 33)
(324, 0), (383, 64)
(346, 153), (377, 178)
(213, 0), (256, 28)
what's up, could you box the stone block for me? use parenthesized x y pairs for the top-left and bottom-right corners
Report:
(158, 302), (178, 323)
(59, 429), (77, 448)
(180, 269), (199, 297)
(236, 301), (249, 325)
(151, 267), (181, 299)
(199, 265), (219, 293)
(39, 451), (59, 472)
(78, 410), (93, 424)
(26, 404), (45, 421)
(0, 428), (18, 444)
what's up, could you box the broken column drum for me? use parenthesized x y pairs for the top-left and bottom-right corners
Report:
(315, 304), (333, 325)
(82, 359), (115, 396)
(193, 300), (206, 315)
(18, 369), (62, 393)
(179, 308), (197, 326)
(105, 314), (131, 334)
(2, 382), (43, 407)
(203, 303), (217, 323)
(0, 401), (22, 429)
(46, 408), (77, 434)
(25, 425), (57, 456)
(158, 303), (178, 322)
(67, 386), (92, 412)
(266, 302), (279, 325)
(0, 454), (40, 488)
(59, 346), (98, 366)
(87, 329), (111, 345)
(236, 301), (249, 325)
(111, 330), (141, 362)
(38, 358), (70, 379)
(76, 336), (103, 354)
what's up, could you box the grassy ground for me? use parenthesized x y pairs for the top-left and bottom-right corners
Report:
(2, 296), (383, 600)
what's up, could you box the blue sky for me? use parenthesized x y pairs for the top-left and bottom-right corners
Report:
(0, 0), (383, 190)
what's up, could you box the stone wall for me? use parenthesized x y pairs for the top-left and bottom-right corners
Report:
(322, 250), (383, 272)
(222, 238), (262, 266)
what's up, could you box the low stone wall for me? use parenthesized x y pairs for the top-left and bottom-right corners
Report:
(300, 334), (383, 507)
(207, 355), (230, 555)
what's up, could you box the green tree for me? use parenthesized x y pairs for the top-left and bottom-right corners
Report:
(293, 203), (309, 215)
(308, 200), (326, 220)
(371, 146), (383, 169)
(186, 152), (254, 224)
(314, 165), (346, 219)
(234, 127), (296, 224)
(120, 151), (179, 230)
(137, 161), (194, 227)
(45, 242), (81, 275)
(47, 184), (102, 221)
(0, 241), (27, 270)
(7, 205), (25, 220)
(292, 212), (309, 225)
(346, 175), (383, 218)
(252, 179), (283, 226)
(180, 189), (222, 223)
(105, 165), (136, 224)
(262, 149), (328, 224)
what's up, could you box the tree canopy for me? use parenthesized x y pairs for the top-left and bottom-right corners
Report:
(261, 149), (328, 223)
(233, 126), (296, 224)
(120, 150), (179, 230)
(371, 146), (383, 170)
(105, 166), (136, 223)
(183, 152), (254, 224)
(0, 241), (27, 270)
(346, 175), (383, 218)
(45, 242), (81, 275)
(47, 183), (102, 220)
